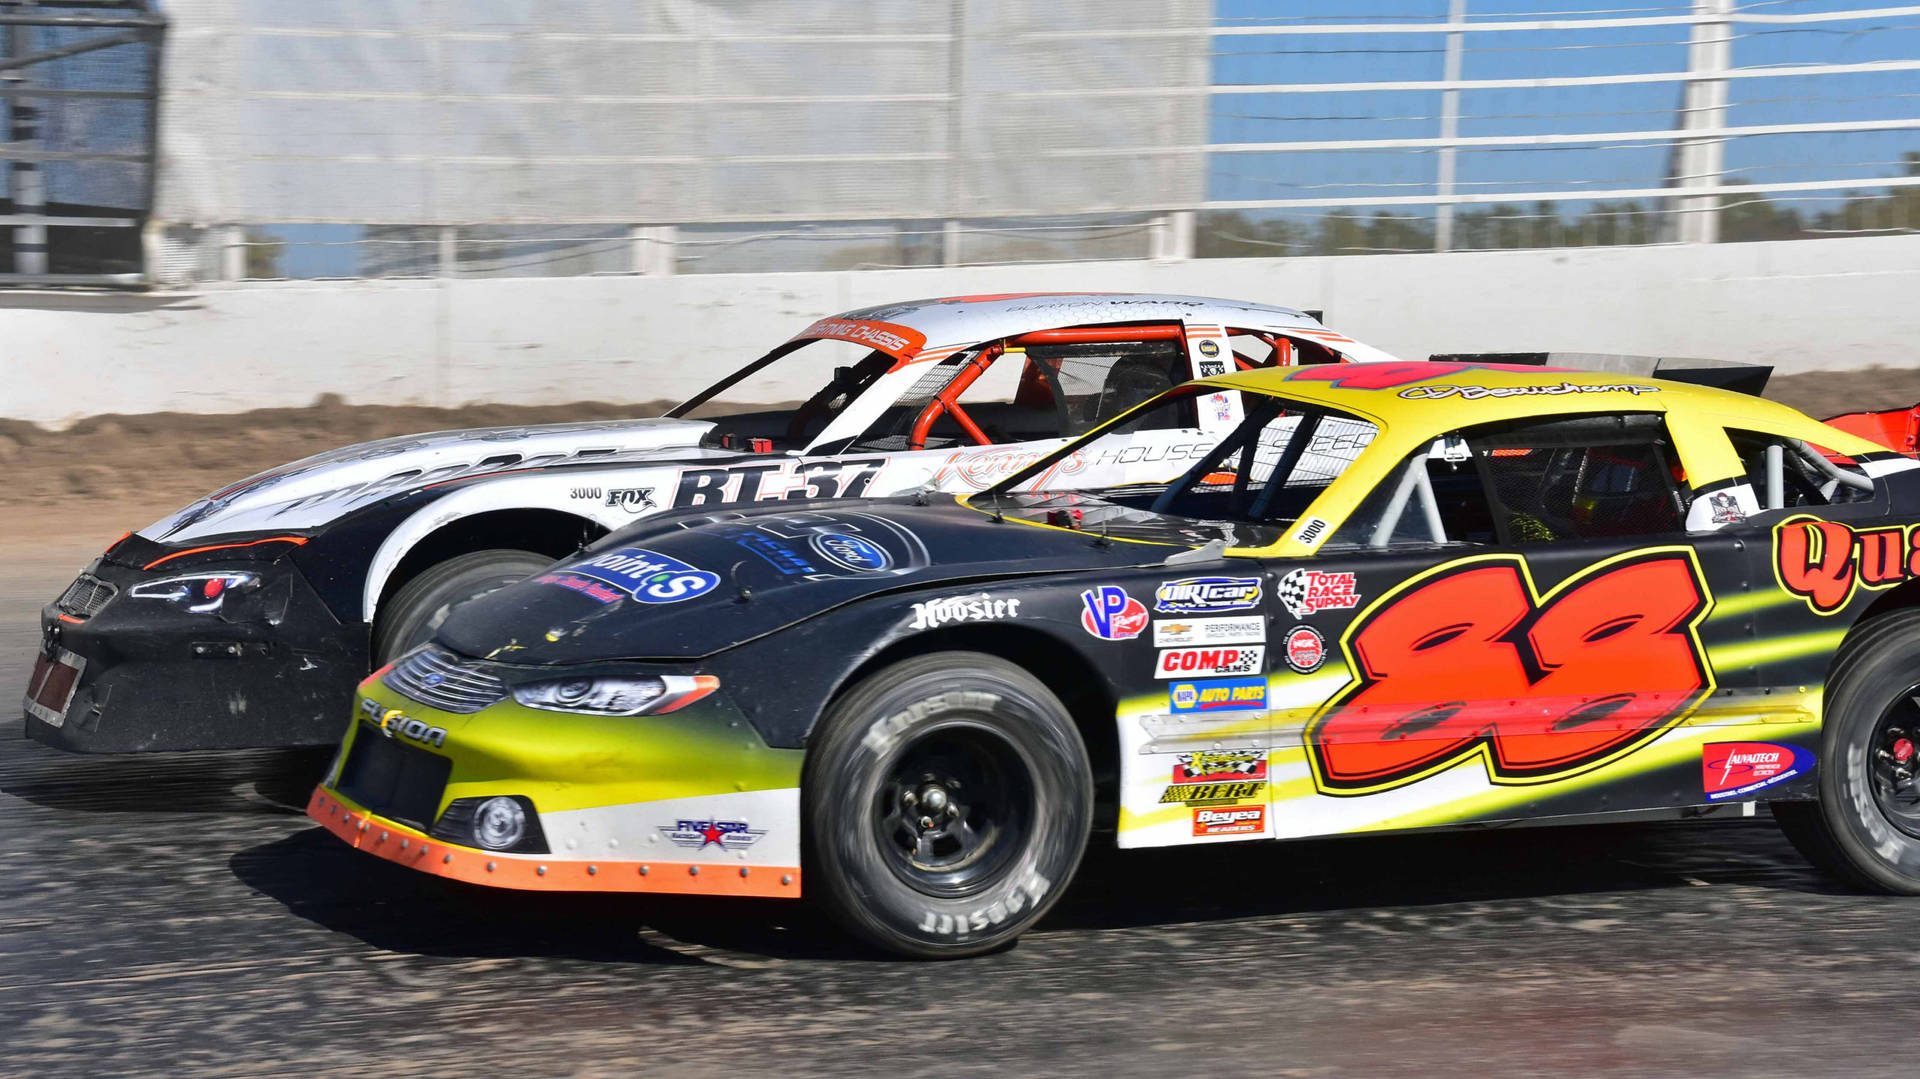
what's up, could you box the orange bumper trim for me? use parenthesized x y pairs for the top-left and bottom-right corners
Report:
(307, 788), (801, 899)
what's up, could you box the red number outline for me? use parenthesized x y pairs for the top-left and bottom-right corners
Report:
(1305, 547), (1717, 796)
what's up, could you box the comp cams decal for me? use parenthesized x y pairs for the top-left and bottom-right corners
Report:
(1306, 547), (1715, 795)
(1156, 646), (1264, 678)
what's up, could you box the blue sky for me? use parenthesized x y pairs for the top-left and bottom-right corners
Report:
(1209, 0), (1920, 216)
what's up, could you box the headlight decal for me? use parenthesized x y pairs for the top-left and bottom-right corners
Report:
(127, 572), (261, 614)
(511, 674), (720, 717)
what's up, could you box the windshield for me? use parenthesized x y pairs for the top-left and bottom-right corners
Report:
(979, 385), (1378, 539)
(667, 339), (892, 452)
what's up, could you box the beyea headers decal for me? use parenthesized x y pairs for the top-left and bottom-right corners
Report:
(1081, 585), (1149, 640)
(1307, 547), (1715, 795)
(1192, 806), (1265, 836)
(1277, 569), (1359, 619)
(1156, 646), (1264, 678)
(1703, 742), (1813, 801)
(1154, 576), (1263, 614)
(1774, 514), (1919, 615)
(1169, 677), (1268, 713)
(564, 548), (721, 604)
(909, 593), (1021, 630)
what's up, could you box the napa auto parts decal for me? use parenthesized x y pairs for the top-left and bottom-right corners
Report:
(1703, 742), (1813, 801)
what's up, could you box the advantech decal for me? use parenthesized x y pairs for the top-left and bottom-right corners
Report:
(1306, 548), (1715, 795)
(1774, 514), (1920, 615)
(1703, 742), (1813, 801)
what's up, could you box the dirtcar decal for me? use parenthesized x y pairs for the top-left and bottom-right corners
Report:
(1308, 548), (1714, 795)
(1703, 742), (1813, 801)
(566, 548), (721, 604)
(1169, 677), (1268, 713)
(1774, 514), (1920, 615)
(1154, 576), (1262, 614)
(1283, 625), (1327, 673)
(675, 458), (887, 508)
(1193, 806), (1265, 836)
(1156, 646), (1264, 678)
(1153, 617), (1265, 647)
(1277, 569), (1359, 619)
(1080, 585), (1149, 640)
(909, 593), (1021, 630)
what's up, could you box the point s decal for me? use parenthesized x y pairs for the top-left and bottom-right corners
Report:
(1306, 548), (1715, 795)
(1774, 514), (1916, 615)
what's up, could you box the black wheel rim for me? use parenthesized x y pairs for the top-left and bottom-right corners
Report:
(1868, 684), (1920, 838)
(873, 720), (1036, 900)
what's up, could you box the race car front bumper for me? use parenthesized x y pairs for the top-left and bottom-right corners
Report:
(24, 551), (364, 752)
(308, 671), (805, 898)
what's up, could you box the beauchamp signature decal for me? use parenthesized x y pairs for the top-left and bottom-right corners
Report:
(1306, 548), (1715, 795)
(1774, 514), (1920, 615)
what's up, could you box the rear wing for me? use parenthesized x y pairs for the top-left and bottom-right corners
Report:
(1428, 352), (1772, 397)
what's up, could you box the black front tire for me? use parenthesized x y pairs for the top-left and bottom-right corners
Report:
(804, 652), (1092, 959)
(372, 549), (553, 663)
(1774, 609), (1920, 892)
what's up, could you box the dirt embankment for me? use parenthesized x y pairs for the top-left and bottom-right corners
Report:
(0, 369), (1913, 556)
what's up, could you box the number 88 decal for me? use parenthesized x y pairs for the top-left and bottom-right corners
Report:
(1307, 549), (1715, 795)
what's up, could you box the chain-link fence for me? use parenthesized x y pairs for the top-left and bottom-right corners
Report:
(0, 1), (161, 285)
(24, 1), (1920, 285)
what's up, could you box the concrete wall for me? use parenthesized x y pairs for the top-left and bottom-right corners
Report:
(4, 234), (1917, 426)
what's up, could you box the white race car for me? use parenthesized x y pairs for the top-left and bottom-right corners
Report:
(27, 293), (1396, 751)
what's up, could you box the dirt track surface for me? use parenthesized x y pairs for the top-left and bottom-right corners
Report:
(6, 372), (1920, 1076)
(0, 367), (1913, 557)
(0, 549), (1917, 1077)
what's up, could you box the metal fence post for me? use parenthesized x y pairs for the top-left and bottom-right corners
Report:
(1678, 0), (1733, 244)
(1434, 0), (1468, 253)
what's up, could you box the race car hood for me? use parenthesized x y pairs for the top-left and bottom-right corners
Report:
(434, 498), (1190, 663)
(138, 417), (717, 544)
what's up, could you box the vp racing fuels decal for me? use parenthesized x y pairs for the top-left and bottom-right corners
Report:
(1307, 548), (1715, 795)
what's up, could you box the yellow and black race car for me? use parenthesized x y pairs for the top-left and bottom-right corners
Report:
(306, 360), (1920, 957)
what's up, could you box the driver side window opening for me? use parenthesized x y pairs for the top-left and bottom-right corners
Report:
(846, 336), (1197, 454)
(1728, 428), (1873, 508)
(1336, 413), (1696, 548)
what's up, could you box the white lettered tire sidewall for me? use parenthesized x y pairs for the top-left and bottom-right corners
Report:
(805, 652), (1092, 958)
(1814, 610), (1920, 892)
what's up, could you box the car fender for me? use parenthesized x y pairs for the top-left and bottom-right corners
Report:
(361, 466), (685, 621)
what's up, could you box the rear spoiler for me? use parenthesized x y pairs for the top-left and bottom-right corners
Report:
(1826, 404), (1920, 456)
(1428, 352), (1772, 397)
